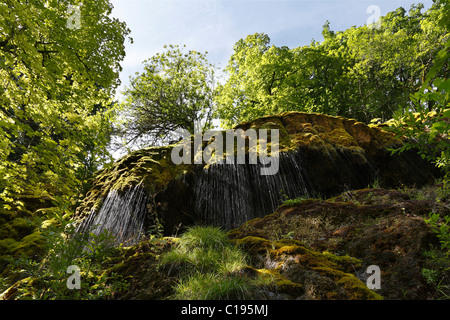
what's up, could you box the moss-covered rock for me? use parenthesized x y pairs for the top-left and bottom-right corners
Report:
(1, 111), (447, 300)
(74, 111), (440, 238)
(75, 146), (193, 221)
(229, 233), (381, 300)
(102, 237), (177, 300)
(73, 145), (196, 237)
(0, 202), (47, 278)
(228, 187), (450, 299)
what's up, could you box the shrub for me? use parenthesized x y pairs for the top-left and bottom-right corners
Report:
(426, 213), (450, 253)
(3, 205), (127, 300)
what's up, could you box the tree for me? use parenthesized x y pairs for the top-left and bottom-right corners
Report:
(0, 0), (131, 210)
(341, 4), (447, 120)
(214, 33), (301, 128)
(390, 0), (450, 188)
(389, 0), (450, 253)
(214, 4), (448, 128)
(119, 45), (216, 148)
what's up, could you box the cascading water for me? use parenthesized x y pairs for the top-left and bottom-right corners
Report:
(76, 183), (150, 246)
(75, 121), (441, 241)
(193, 149), (313, 230)
(191, 145), (386, 230)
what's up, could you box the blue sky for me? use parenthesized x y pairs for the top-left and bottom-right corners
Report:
(110, 0), (434, 98)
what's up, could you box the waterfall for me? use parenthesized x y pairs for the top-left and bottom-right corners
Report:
(193, 149), (312, 230)
(75, 135), (438, 241)
(192, 146), (384, 230)
(76, 184), (149, 246)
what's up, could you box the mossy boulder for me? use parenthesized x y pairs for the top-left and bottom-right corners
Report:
(74, 145), (196, 236)
(228, 187), (449, 299)
(0, 202), (47, 277)
(229, 235), (382, 300)
(74, 111), (440, 241)
(102, 237), (177, 300)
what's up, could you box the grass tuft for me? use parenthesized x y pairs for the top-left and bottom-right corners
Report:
(159, 225), (272, 299)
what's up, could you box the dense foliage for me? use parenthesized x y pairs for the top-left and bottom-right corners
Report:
(214, 3), (448, 128)
(390, 1), (449, 182)
(0, 0), (131, 211)
(388, 0), (450, 252)
(4, 208), (125, 299)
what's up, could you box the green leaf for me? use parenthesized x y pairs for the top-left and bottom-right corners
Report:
(431, 121), (448, 133)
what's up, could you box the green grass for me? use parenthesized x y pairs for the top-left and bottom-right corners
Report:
(176, 225), (230, 251)
(282, 196), (308, 207)
(159, 225), (271, 300)
(421, 246), (450, 299)
(173, 272), (270, 300)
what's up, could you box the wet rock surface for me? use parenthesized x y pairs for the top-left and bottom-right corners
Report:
(74, 112), (440, 237)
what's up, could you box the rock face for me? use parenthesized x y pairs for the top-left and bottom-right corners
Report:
(74, 112), (439, 243)
(1, 112), (448, 301)
(227, 188), (450, 299)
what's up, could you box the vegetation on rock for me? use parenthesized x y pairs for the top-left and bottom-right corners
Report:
(1, 0), (449, 302)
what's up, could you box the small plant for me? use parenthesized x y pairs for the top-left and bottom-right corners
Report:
(421, 246), (450, 299)
(425, 213), (450, 252)
(436, 177), (450, 202)
(282, 196), (308, 207)
(175, 225), (229, 252)
(368, 177), (381, 189)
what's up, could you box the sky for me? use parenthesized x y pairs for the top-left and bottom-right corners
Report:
(109, 0), (435, 100)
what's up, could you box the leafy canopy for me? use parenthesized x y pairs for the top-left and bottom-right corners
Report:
(118, 45), (216, 148)
(387, 0), (449, 252)
(390, 0), (450, 187)
(214, 3), (448, 128)
(0, 0), (131, 210)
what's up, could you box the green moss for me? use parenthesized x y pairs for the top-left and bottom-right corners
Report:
(337, 275), (383, 300)
(313, 267), (383, 300)
(232, 236), (273, 254)
(0, 223), (18, 240)
(0, 208), (17, 222)
(321, 251), (363, 272)
(12, 232), (46, 257)
(232, 232), (380, 300)
(273, 278), (304, 296)
(9, 218), (36, 239)
(0, 238), (19, 255)
(272, 238), (304, 247)
(74, 145), (195, 221)
(225, 228), (244, 239)
(270, 245), (308, 256)
(0, 231), (45, 259)
(256, 268), (304, 297)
